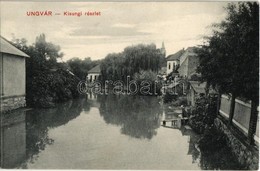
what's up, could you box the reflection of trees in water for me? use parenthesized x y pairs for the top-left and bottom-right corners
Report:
(178, 126), (200, 164)
(198, 146), (246, 170)
(99, 94), (163, 139)
(24, 98), (88, 167)
(179, 126), (245, 170)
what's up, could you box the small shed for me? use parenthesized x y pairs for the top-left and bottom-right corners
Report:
(187, 81), (207, 106)
(0, 36), (30, 112)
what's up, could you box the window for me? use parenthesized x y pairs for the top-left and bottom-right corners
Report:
(94, 75), (97, 80)
(168, 63), (171, 70)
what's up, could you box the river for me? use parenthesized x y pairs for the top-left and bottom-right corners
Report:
(0, 94), (244, 169)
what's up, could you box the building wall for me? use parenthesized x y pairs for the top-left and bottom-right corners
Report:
(178, 55), (199, 79)
(2, 53), (26, 96)
(0, 53), (3, 97)
(187, 56), (199, 78)
(179, 50), (189, 66)
(178, 48), (199, 79)
(178, 57), (189, 78)
(0, 53), (26, 112)
(166, 61), (178, 75)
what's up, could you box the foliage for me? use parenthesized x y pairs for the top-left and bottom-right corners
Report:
(197, 126), (246, 170)
(133, 70), (162, 95)
(100, 53), (126, 82)
(189, 95), (217, 134)
(11, 34), (80, 107)
(163, 92), (178, 103)
(196, 2), (259, 103)
(171, 96), (187, 106)
(27, 69), (80, 108)
(100, 44), (164, 83)
(190, 74), (202, 82)
(67, 57), (100, 80)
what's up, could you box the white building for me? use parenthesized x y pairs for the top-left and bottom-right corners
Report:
(166, 49), (184, 75)
(87, 65), (100, 82)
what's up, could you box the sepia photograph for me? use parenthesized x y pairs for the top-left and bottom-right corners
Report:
(0, 0), (259, 170)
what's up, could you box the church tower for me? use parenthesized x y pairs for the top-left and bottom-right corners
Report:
(160, 41), (166, 57)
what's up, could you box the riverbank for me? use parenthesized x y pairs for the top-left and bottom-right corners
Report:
(163, 92), (257, 170)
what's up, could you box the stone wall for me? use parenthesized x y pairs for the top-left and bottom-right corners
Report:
(1, 95), (26, 113)
(214, 117), (259, 170)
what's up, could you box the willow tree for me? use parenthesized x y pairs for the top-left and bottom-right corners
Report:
(100, 43), (163, 83)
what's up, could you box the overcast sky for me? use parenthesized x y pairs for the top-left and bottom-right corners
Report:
(1, 2), (229, 61)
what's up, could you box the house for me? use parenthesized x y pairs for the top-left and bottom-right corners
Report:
(187, 81), (207, 106)
(178, 47), (199, 79)
(166, 49), (184, 75)
(87, 65), (101, 82)
(187, 81), (217, 106)
(0, 36), (30, 112)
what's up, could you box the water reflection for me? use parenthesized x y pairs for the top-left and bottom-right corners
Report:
(99, 94), (163, 139)
(0, 110), (26, 168)
(0, 95), (246, 169)
(24, 98), (89, 168)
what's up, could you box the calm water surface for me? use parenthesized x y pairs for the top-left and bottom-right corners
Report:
(1, 94), (243, 169)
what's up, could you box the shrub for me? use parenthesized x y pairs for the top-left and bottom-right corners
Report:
(189, 94), (217, 133)
(133, 70), (162, 96)
(27, 69), (80, 108)
(163, 92), (177, 103)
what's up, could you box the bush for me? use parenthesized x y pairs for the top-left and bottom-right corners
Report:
(189, 94), (217, 133)
(163, 92), (177, 103)
(133, 70), (162, 96)
(27, 69), (80, 108)
(169, 96), (187, 106)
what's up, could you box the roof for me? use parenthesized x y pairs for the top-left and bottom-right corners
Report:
(189, 81), (217, 94)
(166, 49), (184, 61)
(189, 81), (207, 94)
(88, 65), (100, 74)
(0, 36), (29, 58)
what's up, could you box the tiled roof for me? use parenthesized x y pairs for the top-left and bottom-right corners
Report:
(0, 36), (29, 58)
(88, 65), (100, 73)
(166, 49), (184, 61)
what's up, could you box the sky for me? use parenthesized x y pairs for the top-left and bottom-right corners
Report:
(0, 2), (229, 61)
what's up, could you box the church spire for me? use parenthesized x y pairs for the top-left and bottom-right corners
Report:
(161, 41), (166, 57)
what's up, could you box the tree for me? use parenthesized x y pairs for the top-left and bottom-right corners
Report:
(67, 57), (100, 80)
(35, 34), (64, 67)
(196, 2), (259, 139)
(100, 43), (163, 84)
(11, 34), (80, 107)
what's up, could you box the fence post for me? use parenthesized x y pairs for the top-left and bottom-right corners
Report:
(228, 94), (236, 125)
(248, 100), (258, 145)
